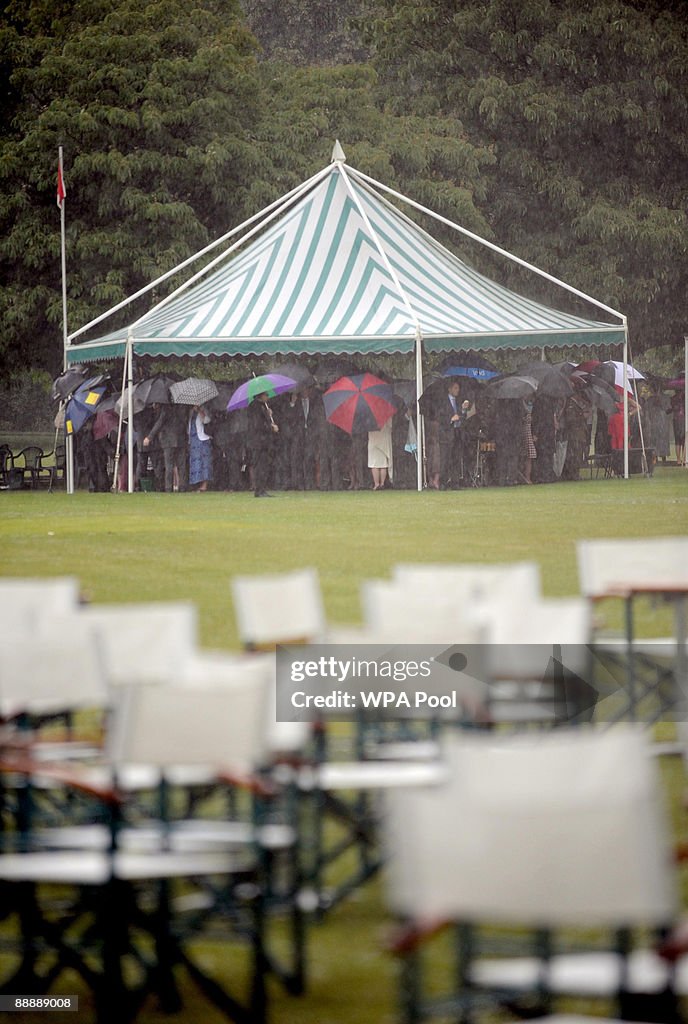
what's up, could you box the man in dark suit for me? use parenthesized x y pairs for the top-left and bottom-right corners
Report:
(143, 403), (188, 492)
(247, 390), (279, 497)
(287, 386), (326, 489)
(439, 379), (470, 489)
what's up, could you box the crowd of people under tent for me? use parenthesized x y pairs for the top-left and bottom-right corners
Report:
(56, 357), (686, 494)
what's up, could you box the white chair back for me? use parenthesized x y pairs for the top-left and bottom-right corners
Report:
(577, 537), (688, 598)
(178, 650), (311, 757)
(485, 597), (592, 679)
(81, 602), (198, 686)
(232, 567), (325, 648)
(361, 578), (486, 642)
(385, 727), (676, 928)
(108, 656), (272, 772)
(0, 577), (81, 635)
(393, 562), (542, 605)
(0, 613), (108, 717)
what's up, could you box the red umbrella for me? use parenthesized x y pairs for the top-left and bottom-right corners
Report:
(323, 373), (397, 434)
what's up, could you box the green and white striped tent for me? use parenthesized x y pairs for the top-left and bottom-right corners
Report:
(67, 149), (625, 365)
(66, 145), (630, 490)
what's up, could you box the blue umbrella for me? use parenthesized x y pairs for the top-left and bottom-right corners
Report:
(441, 364), (499, 381)
(65, 378), (107, 435)
(439, 353), (499, 381)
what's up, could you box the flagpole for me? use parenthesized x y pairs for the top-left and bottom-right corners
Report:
(58, 146), (74, 494)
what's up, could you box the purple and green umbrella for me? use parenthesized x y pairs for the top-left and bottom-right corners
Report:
(226, 374), (298, 411)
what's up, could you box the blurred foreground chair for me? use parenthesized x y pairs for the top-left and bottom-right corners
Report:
(577, 537), (688, 729)
(0, 579), (91, 745)
(81, 601), (199, 689)
(231, 567), (326, 651)
(0, 657), (300, 1023)
(484, 595), (594, 727)
(230, 568), (450, 917)
(384, 727), (684, 1024)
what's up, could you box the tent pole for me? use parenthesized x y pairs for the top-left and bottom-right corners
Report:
(623, 325), (629, 479)
(684, 335), (687, 469)
(415, 328), (425, 492)
(58, 145), (75, 495)
(347, 166), (625, 325)
(112, 340), (130, 491)
(127, 334), (135, 493)
(67, 164), (333, 344)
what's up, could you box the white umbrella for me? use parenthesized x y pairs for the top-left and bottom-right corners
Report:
(169, 378), (219, 406)
(604, 360), (644, 391)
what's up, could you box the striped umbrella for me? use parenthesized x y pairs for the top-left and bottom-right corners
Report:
(323, 373), (397, 435)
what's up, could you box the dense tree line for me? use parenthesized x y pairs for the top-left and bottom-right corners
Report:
(0, 0), (685, 386)
(357, 0), (687, 349)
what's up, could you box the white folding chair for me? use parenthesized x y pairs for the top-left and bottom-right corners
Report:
(81, 601), (199, 688)
(0, 577), (82, 634)
(393, 561), (544, 622)
(0, 657), (288, 1023)
(484, 595), (593, 726)
(0, 578), (86, 741)
(384, 727), (682, 1024)
(577, 538), (688, 729)
(0, 614), (108, 722)
(231, 567), (326, 650)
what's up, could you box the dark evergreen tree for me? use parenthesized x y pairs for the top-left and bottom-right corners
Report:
(357, 0), (688, 351)
(0, 0), (264, 375)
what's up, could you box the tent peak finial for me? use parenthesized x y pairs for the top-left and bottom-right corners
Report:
(331, 140), (346, 163)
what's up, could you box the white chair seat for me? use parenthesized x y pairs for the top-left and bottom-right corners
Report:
(31, 820), (295, 854)
(470, 948), (688, 996)
(300, 760), (448, 791)
(535, 1017), (656, 1024)
(0, 848), (241, 884)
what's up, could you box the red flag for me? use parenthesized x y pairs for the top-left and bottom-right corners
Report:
(56, 158), (66, 209)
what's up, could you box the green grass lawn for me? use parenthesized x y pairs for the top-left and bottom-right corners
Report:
(2, 469), (686, 647)
(0, 469), (687, 1023)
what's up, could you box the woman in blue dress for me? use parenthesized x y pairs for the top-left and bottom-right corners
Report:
(188, 405), (213, 491)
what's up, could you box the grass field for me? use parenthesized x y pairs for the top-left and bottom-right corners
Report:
(1, 469), (687, 1023)
(2, 469), (686, 647)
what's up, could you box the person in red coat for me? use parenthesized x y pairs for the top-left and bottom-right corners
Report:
(608, 402), (627, 451)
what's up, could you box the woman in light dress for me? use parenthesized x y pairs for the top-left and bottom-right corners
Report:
(368, 417), (393, 490)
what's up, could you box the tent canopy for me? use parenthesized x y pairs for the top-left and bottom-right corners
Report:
(66, 155), (625, 365)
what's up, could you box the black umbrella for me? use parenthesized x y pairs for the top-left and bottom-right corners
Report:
(268, 361), (316, 390)
(115, 376), (174, 416)
(487, 375), (539, 400)
(586, 383), (619, 416)
(51, 367), (88, 402)
(418, 378), (450, 418)
(312, 359), (362, 387)
(516, 362), (573, 398)
(392, 380), (418, 410)
(135, 376), (173, 406)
